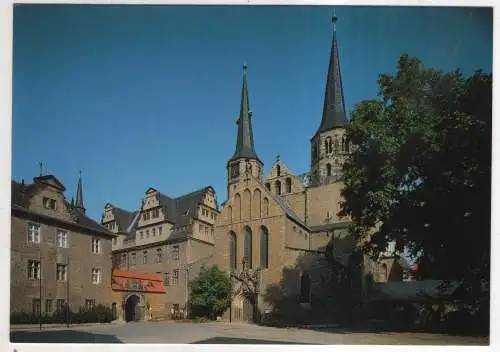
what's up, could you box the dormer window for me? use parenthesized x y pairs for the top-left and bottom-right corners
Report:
(43, 197), (57, 211)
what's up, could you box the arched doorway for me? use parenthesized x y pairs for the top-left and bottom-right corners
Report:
(124, 294), (141, 322)
(242, 297), (254, 323)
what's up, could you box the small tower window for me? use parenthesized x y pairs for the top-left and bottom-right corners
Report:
(275, 180), (281, 195)
(276, 164), (281, 177)
(285, 177), (292, 193)
(334, 139), (340, 153)
(326, 163), (332, 177)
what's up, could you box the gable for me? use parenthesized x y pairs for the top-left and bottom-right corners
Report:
(33, 175), (66, 192)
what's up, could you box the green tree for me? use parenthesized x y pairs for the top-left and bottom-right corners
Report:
(339, 54), (491, 287)
(189, 265), (232, 320)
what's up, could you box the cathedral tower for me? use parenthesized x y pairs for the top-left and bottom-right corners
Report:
(227, 64), (263, 198)
(310, 16), (351, 184)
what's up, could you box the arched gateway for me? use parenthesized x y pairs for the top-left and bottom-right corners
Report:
(124, 294), (142, 322)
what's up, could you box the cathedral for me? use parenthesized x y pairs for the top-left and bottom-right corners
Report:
(210, 17), (395, 323)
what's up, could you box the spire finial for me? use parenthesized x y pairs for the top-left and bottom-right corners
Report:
(243, 63), (248, 71)
(276, 154), (280, 162)
(332, 13), (338, 31)
(39, 162), (43, 177)
(74, 170), (85, 214)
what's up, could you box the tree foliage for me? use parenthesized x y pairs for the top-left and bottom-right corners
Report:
(339, 54), (491, 283)
(189, 265), (232, 319)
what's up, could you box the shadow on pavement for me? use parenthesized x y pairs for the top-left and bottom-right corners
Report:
(10, 330), (123, 343)
(193, 337), (317, 344)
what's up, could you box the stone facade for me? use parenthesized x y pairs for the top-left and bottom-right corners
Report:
(103, 186), (219, 320)
(10, 175), (115, 315)
(211, 19), (399, 323)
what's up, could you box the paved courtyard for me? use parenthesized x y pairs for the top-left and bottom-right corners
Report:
(10, 322), (489, 345)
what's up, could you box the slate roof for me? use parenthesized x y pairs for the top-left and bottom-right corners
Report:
(229, 64), (261, 164)
(11, 179), (113, 237)
(109, 186), (216, 242)
(314, 16), (348, 137)
(309, 221), (352, 233)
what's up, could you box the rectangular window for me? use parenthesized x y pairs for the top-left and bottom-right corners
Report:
(158, 226), (162, 235)
(43, 197), (57, 210)
(143, 213), (147, 221)
(199, 224), (203, 232)
(121, 254), (127, 268)
(173, 245), (179, 260)
(113, 237), (117, 245)
(172, 270), (179, 285)
(164, 272), (170, 287)
(211, 228), (214, 236)
(146, 230), (150, 238)
(85, 299), (96, 310)
(156, 248), (162, 263)
(91, 238), (101, 254)
(27, 224), (40, 244)
(56, 230), (68, 248)
(205, 226), (209, 235)
(56, 299), (66, 312)
(152, 228), (156, 237)
(56, 264), (67, 281)
(28, 260), (40, 280)
(32, 298), (41, 316)
(91, 268), (101, 284)
(140, 231), (144, 239)
(131, 253), (136, 266)
(143, 251), (148, 264)
(45, 299), (53, 314)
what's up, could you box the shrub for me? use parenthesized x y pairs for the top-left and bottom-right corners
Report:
(11, 304), (113, 325)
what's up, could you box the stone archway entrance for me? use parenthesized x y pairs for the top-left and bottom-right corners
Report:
(111, 302), (117, 321)
(124, 294), (141, 322)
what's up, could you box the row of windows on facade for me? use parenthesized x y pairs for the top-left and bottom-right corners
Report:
(118, 245), (180, 267)
(201, 207), (218, 220)
(265, 177), (292, 196)
(31, 298), (96, 315)
(26, 260), (102, 284)
(27, 224), (102, 253)
(228, 226), (269, 271)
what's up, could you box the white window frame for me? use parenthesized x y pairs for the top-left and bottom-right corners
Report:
(56, 229), (68, 248)
(91, 268), (101, 284)
(56, 264), (67, 281)
(91, 238), (101, 254)
(27, 223), (41, 244)
(28, 260), (41, 280)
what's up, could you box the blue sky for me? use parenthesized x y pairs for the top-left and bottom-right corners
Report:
(12, 5), (493, 221)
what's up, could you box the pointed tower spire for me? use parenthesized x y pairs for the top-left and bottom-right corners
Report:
(315, 15), (347, 135)
(74, 170), (85, 214)
(229, 64), (261, 163)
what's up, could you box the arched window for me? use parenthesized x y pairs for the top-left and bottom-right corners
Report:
(244, 226), (253, 269)
(276, 164), (281, 177)
(275, 180), (281, 195)
(265, 183), (271, 191)
(324, 139), (329, 154)
(285, 177), (292, 193)
(341, 136), (345, 152)
(228, 205), (233, 222)
(300, 272), (311, 303)
(345, 138), (350, 153)
(260, 226), (269, 269)
(235, 193), (241, 221)
(326, 163), (332, 177)
(229, 231), (237, 272)
(263, 197), (269, 217)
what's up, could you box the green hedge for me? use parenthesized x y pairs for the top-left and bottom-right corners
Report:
(11, 304), (113, 325)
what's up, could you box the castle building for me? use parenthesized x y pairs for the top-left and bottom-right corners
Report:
(10, 172), (115, 316)
(211, 17), (395, 322)
(101, 186), (219, 321)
